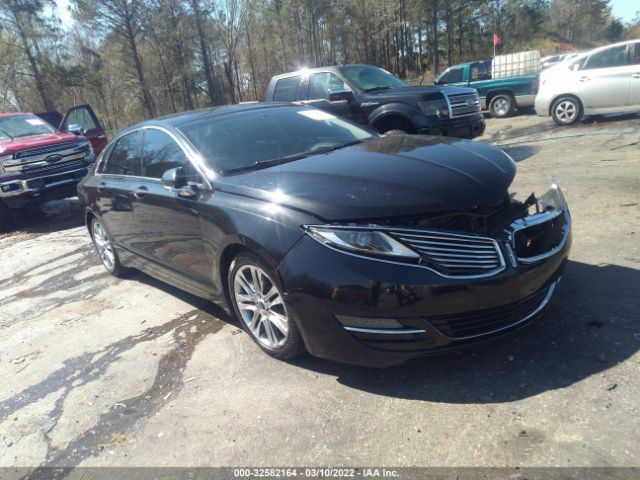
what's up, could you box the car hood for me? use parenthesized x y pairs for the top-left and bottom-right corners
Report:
(364, 85), (475, 99)
(217, 135), (516, 221)
(0, 132), (82, 155)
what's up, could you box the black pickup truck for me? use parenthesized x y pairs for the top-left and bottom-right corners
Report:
(264, 64), (485, 139)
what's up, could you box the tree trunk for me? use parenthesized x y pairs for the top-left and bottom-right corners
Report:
(432, 0), (439, 74)
(124, 15), (155, 118)
(15, 17), (54, 111)
(190, 0), (217, 105)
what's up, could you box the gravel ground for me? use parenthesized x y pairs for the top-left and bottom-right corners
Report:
(1, 112), (639, 472)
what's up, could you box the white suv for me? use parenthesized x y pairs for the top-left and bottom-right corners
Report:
(535, 39), (640, 125)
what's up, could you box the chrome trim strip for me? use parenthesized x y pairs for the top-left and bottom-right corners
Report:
(439, 281), (557, 341)
(303, 224), (507, 280)
(344, 326), (426, 335)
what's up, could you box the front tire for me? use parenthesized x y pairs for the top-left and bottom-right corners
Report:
(551, 96), (582, 125)
(228, 252), (306, 360)
(91, 218), (127, 277)
(489, 94), (515, 118)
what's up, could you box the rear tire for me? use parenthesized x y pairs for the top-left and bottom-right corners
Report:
(228, 252), (306, 360)
(90, 218), (127, 277)
(489, 94), (515, 118)
(551, 96), (582, 125)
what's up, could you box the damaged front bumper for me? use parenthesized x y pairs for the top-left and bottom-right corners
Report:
(277, 184), (572, 367)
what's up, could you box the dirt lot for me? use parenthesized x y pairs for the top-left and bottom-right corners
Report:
(1, 113), (639, 472)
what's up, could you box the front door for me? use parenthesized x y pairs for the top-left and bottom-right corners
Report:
(578, 44), (631, 109)
(130, 127), (212, 289)
(302, 72), (354, 120)
(60, 105), (108, 154)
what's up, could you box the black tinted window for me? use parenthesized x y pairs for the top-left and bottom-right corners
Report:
(273, 76), (301, 101)
(103, 131), (140, 176)
(141, 129), (190, 179)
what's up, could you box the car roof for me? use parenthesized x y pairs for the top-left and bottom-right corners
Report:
(0, 112), (32, 118)
(273, 64), (378, 78)
(117, 102), (298, 135)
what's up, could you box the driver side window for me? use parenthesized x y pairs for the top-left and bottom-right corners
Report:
(584, 45), (629, 70)
(141, 129), (201, 182)
(440, 67), (464, 84)
(308, 72), (348, 100)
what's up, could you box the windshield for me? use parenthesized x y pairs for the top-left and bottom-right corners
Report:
(177, 106), (375, 174)
(0, 114), (57, 140)
(340, 66), (406, 91)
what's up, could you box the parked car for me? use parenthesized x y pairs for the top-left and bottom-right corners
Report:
(0, 105), (106, 227)
(79, 103), (572, 367)
(541, 52), (579, 70)
(265, 64), (486, 139)
(435, 51), (540, 118)
(535, 39), (640, 125)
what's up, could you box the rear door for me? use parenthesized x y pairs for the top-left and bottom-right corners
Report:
(96, 130), (141, 251)
(130, 127), (212, 289)
(60, 105), (108, 155)
(578, 44), (631, 109)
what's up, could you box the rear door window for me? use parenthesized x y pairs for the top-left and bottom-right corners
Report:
(103, 131), (141, 176)
(629, 41), (640, 66)
(273, 76), (302, 102)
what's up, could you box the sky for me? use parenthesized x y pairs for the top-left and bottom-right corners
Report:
(53, 0), (638, 31)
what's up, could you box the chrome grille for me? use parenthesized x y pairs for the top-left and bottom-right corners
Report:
(388, 229), (505, 277)
(21, 159), (84, 175)
(14, 142), (82, 159)
(446, 92), (481, 118)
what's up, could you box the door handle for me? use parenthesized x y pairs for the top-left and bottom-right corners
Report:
(97, 182), (106, 192)
(134, 186), (148, 199)
(579, 76), (591, 82)
(632, 73), (640, 79)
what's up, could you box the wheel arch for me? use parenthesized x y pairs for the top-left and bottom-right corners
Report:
(486, 90), (515, 106)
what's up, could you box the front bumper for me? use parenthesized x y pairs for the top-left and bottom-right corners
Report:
(277, 187), (571, 367)
(0, 166), (90, 208)
(534, 93), (552, 117)
(417, 114), (486, 139)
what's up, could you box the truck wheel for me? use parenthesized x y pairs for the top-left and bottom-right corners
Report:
(489, 94), (515, 118)
(551, 96), (582, 125)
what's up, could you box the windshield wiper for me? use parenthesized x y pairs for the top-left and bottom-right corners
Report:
(223, 140), (365, 175)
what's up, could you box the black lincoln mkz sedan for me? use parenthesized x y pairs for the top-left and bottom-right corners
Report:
(79, 103), (571, 367)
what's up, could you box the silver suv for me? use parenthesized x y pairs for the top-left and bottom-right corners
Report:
(535, 39), (640, 125)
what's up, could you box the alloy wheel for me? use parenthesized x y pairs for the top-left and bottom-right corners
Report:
(554, 100), (577, 124)
(92, 221), (115, 271)
(233, 265), (289, 349)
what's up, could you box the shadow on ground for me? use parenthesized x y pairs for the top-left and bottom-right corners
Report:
(0, 198), (84, 241)
(291, 260), (640, 403)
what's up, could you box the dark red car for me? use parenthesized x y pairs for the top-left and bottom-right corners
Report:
(0, 105), (106, 227)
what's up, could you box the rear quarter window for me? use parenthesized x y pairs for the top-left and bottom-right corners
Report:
(102, 131), (141, 176)
(273, 76), (302, 102)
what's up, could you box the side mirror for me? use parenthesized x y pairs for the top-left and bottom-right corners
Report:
(67, 123), (84, 135)
(162, 167), (187, 190)
(161, 167), (199, 198)
(328, 87), (353, 102)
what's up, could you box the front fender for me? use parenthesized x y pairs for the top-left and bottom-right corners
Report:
(367, 103), (420, 130)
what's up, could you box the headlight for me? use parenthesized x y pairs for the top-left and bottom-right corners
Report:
(81, 141), (96, 162)
(305, 226), (420, 259)
(418, 99), (449, 118)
